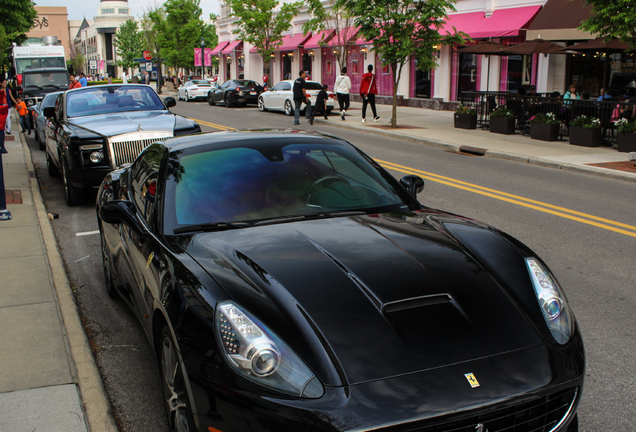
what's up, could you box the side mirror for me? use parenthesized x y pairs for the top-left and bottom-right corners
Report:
(400, 175), (425, 197)
(99, 200), (143, 235)
(43, 106), (56, 118)
(164, 96), (176, 108)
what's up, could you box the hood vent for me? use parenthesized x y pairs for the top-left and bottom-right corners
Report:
(383, 294), (452, 314)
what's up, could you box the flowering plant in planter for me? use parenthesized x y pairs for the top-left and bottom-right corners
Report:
(570, 115), (601, 129)
(614, 118), (636, 133)
(529, 112), (560, 125)
(489, 106), (514, 119)
(455, 104), (477, 115)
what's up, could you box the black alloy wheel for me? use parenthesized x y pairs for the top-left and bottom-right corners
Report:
(61, 158), (81, 206)
(159, 325), (194, 432)
(224, 94), (232, 108)
(208, 93), (215, 106)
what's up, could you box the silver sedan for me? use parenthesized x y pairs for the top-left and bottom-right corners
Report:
(258, 80), (336, 115)
(177, 80), (214, 101)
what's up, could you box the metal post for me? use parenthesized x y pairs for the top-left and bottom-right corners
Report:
(201, 38), (205, 78)
(0, 130), (12, 221)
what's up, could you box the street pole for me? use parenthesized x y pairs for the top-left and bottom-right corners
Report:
(0, 131), (12, 221)
(157, 44), (162, 95)
(201, 38), (205, 79)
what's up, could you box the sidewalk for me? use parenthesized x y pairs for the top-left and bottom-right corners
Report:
(0, 110), (117, 432)
(0, 97), (634, 431)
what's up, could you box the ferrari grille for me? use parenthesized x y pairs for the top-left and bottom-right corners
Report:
(108, 131), (172, 168)
(373, 387), (578, 432)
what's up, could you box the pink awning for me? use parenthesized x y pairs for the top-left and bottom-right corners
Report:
(210, 41), (229, 56)
(277, 33), (312, 51)
(328, 27), (360, 46)
(222, 40), (243, 54)
(304, 30), (336, 49)
(442, 6), (541, 39)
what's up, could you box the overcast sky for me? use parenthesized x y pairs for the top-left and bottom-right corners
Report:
(34, 0), (221, 22)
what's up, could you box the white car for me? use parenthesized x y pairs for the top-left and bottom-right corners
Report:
(258, 80), (335, 115)
(177, 79), (214, 101)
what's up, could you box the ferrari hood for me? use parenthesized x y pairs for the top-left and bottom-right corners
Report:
(182, 213), (543, 385)
(69, 110), (176, 137)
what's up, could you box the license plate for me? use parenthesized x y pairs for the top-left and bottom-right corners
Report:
(250, 91), (256, 95)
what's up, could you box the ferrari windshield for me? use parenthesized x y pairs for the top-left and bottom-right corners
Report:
(66, 86), (165, 118)
(165, 140), (416, 231)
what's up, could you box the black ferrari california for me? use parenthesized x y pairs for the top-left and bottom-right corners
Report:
(97, 130), (584, 432)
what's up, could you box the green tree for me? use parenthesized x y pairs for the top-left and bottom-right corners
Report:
(337, 0), (467, 127)
(580, 0), (636, 47)
(229, 0), (302, 77)
(150, 0), (208, 73)
(114, 19), (143, 72)
(0, 0), (37, 70)
(303, 0), (357, 68)
(69, 47), (85, 74)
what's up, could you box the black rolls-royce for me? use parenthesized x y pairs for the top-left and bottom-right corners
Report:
(97, 130), (584, 432)
(43, 84), (200, 206)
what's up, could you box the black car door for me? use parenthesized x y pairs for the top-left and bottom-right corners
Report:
(120, 148), (164, 331)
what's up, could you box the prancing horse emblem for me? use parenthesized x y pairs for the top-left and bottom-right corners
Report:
(464, 372), (480, 388)
(475, 424), (488, 432)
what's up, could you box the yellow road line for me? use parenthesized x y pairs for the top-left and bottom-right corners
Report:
(191, 118), (235, 131)
(377, 159), (636, 238)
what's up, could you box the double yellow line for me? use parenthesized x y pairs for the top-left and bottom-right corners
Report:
(378, 159), (636, 238)
(193, 118), (235, 131)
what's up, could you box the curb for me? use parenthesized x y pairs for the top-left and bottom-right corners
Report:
(19, 132), (118, 432)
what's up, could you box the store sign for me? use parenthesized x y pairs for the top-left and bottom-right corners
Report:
(89, 60), (97, 70)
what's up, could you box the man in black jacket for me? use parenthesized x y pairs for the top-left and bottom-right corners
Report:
(293, 71), (311, 125)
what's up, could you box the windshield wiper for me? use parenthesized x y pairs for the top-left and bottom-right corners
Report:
(253, 210), (367, 226)
(173, 221), (251, 234)
(26, 85), (43, 90)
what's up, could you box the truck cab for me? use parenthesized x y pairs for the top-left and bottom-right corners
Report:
(21, 68), (70, 108)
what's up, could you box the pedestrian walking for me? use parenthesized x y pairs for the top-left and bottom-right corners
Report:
(79, 73), (88, 87)
(293, 70), (311, 125)
(0, 81), (9, 133)
(1, 79), (16, 135)
(121, 69), (129, 84)
(360, 64), (380, 123)
(16, 96), (31, 135)
(334, 67), (351, 120)
(69, 74), (82, 89)
(309, 84), (330, 125)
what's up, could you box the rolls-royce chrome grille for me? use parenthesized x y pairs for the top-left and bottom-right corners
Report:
(108, 131), (173, 168)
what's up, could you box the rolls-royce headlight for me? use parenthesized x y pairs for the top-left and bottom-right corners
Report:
(89, 151), (103, 163)
(526, 258), (573, 344)
(216, 301), (323, 398)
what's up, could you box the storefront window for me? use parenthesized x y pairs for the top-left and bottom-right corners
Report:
(302, 52), (312, 78)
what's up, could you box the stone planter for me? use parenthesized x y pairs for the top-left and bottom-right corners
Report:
(454, 113), (477, 129)
(569, 126), (600, 147)
(617, 132), (636, 152)
(489, 116), (515, 135)
(531, 123), (560, 141)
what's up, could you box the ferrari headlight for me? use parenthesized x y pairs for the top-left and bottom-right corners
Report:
(216, 302), (323, 398)
(526, 258), (573, 344)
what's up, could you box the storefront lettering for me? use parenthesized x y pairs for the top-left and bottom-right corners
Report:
(33, 16), (49, 29)
(610, 61), (636, 74)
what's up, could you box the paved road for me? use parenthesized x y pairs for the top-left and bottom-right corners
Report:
(27, 98), (636, 431)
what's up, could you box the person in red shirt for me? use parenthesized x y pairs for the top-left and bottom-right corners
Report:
(69, 74), (82, 89)
(360, 64), (380, 123)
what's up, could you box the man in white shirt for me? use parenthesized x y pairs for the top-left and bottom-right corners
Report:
(334, 67), (352, 120)
(121, 69), (128, 85)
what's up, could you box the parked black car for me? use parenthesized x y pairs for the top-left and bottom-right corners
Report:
(207, 79), (264, 107)
(44, 84), (200, 206)
(97, 130), (584, 432)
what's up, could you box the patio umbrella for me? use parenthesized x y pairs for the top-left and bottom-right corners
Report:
(457, 41), (508, 92)
(498, 38), (565, 55)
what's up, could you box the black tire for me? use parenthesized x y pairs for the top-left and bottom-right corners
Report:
(100, 228), (118, 299)
(225, 94), (232, 108)
(284, 100), (293, 116)
(258, 96), (267, 112)
(207, 93), (215, 106)
(46, 150), (59, 177)
(326, 107), (332, 116)
(61, 159), (81, 206)
(158, 325), (195, 432)
(566, 414), (579, 432)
